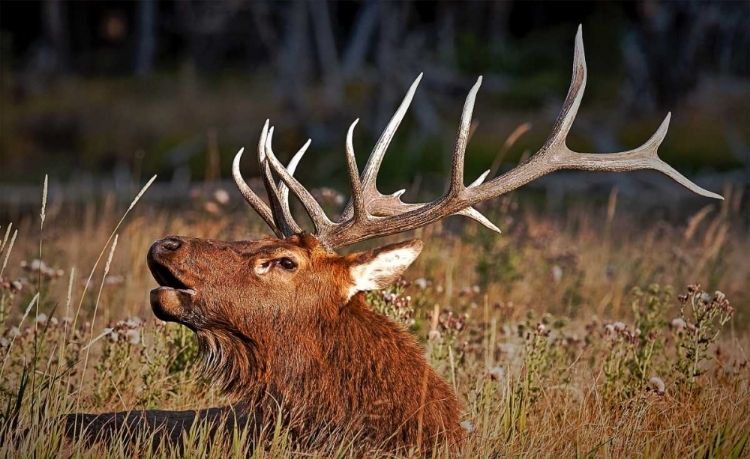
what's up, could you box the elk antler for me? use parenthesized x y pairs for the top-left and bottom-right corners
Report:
(233, 26), (722, 251)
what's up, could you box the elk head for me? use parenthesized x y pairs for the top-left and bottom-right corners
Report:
(146, 26), (721, 450)
(148, 232), (423, 393)
(149, 234), (421, 327)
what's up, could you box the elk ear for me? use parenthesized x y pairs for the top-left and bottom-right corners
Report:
(347, 239), (423, 298)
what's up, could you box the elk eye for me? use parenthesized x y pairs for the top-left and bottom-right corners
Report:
(279, 257), (297, 271)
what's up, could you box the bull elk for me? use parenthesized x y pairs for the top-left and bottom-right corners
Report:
(65, 27), (721, 454)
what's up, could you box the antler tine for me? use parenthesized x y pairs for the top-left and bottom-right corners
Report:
(545, 24), (587, 151)
(345, 119), (368, 223)
(278, 139), (311, 232)
(468, 169), (491, 188)
(232, 122), (282, 237)
(449, 76), (483, 197)
(340, 73), (424, 220)
(259, 127), (298, 236)
(559, 114), (723, 199)
(264, 130), (334, 235)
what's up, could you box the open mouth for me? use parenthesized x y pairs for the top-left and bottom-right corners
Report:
(148, 261), (197, 296)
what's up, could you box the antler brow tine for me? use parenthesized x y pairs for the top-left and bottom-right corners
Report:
(263, 129), (334, 235)
(259, 127), (298, 236)
(232, 121), (280, 236)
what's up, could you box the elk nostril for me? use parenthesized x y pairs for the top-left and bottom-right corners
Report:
(161, 238), (182, 251)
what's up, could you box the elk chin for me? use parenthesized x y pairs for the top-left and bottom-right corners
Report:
(150, 286), (197, 325)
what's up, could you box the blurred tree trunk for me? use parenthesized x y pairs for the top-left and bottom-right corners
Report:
(277, 2), (312, 119)
(374, 1), (409, 132)
(309, 0), (343, 108)
(43, 0), (68, 74)
(342, 0), (379, 80)
(249, 0), (279, 58)
(135, 0), (157, 77)
(437, 3), (456, 66)
(176, 1), (198, 66)
(489, 1), (510, 53)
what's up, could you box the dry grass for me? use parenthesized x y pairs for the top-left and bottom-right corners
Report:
(0, 183), (748, 458)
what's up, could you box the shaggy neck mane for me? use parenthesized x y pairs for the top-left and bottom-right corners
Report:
(196, 325), (266, 398)
(191, 293), (460, 451)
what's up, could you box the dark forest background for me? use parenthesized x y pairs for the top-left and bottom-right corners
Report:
(1, 1), (748, 215)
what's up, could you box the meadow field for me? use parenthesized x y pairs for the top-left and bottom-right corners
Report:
(0, 181), (748, 458)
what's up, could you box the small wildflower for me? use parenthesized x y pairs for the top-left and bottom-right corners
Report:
(204, 201), (221, 215)
(104, 275), (125, 286)
(213, 189), (230, 205)
(460, 421), (474, 433)
(125, 329), (141, 345)
(109, 331), (119, 343)
(488, 366), (504, 381)
(35, 314), (48, 326)
(21, 259), (63, 279)
(414, 278), (428, 290)
(670, 318), (686, 332)
(648, 376), (665, 395)
(0, 337), (9, 347)
(9, 327), (21, 338)
(551, 265), (563, 283)
(428, 330), (441, 341)
(613, 322), (626, 332)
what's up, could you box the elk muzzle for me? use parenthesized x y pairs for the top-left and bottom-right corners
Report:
(148, 237), (199, 325)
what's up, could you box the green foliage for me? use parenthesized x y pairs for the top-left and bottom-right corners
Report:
(600, 285), (671, 400)
(673, 285), (735, 385)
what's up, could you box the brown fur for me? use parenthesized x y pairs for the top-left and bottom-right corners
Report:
(67, 233), (460, 454)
